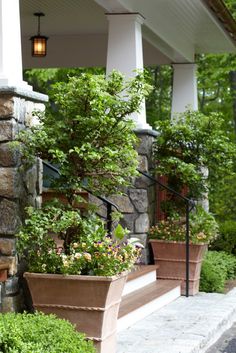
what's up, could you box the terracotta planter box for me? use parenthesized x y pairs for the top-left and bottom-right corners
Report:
(0, 264), (9, 282)
(24, 272), (127, 353)
(150, 240), (207, 295)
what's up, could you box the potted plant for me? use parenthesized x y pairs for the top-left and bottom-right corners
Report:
(149, 207), (219, 295)
(14, 71), (150, 353)
(153, 109), (236, 217)
(17, 203), (141, 353)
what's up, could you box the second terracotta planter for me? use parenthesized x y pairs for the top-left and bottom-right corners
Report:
(24, 272), (127, 353)
(150, 240), (207, 295)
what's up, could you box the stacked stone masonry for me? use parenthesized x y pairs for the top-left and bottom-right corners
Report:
(0, 88), (47, 312)
(122, 131), (157, 263)
(109, 131), (158, 264)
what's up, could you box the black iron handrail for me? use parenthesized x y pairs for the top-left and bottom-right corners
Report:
(137, 169), (195, 297)
(82, 187), (119, 236)
(43, 161), (194, 295)
(42, 161), (119, 236)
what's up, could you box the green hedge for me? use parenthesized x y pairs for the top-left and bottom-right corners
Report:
(0, 312), (95, 353)
(200, 251), (236, 293)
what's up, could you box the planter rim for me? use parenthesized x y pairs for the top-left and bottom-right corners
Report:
(23, 271), (128, 282)
(149, 239), (208, 246)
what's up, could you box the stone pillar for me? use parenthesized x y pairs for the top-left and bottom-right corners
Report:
(0, 87), (48, 312)
(106, 13), (151, 130)
(171, 63), (198, 118)
(116, 130), (158, 264)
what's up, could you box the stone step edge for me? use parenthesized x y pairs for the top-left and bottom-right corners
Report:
(197, 289), (236, 353)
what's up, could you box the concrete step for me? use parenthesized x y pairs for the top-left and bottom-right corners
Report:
(118, 266), (181, 332)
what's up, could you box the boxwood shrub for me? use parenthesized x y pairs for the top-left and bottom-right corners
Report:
(0, 312), (95, 353)
(200, 251), (236, 293)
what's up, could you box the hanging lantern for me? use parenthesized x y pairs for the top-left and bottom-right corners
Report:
(31, 13), (48, 57)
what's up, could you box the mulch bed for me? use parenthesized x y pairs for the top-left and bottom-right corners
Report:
(224, 279), (236, 293)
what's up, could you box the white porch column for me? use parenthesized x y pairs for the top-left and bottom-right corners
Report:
(106, 13), (151, 130)
(171, 63), (198, 118)
(0, 0), (30, 88)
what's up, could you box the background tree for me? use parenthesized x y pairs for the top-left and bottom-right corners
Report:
(145, 66), (172, 125)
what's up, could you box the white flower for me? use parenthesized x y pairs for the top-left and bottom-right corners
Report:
(74, 252), (82, 259)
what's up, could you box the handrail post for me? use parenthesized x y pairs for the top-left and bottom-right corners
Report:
(185, 201), (190, 297)
(107, 203), (112, 237)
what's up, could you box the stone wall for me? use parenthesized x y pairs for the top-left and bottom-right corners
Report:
(88, 130), (157, 264)
(109, 130), (158, 264)
(0, 87), (47, 312)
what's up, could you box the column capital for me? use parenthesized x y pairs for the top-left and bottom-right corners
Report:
(106, 12), (145, 25)
(172, 63), (197, 69)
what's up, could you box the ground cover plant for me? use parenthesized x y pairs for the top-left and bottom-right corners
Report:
(0, 312), (95, 353)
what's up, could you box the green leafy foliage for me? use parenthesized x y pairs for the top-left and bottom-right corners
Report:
(16, 71), (151, 198)
(197, 54), (236, 124)
(200, 251), (236, 293)
(24, 67), (105, 96)
(210, 173), (236, 222)
(15, 71), (149, 277)
(17, 204), (141, 276)
(153, 109), (236, 199)
(211, 220), (236, 254)
(190, 207), (219, 244)
(114, 223), (128, 240)
(0, 312), (95, 353)
(149, 207), (218, 244)
(224, 0), (236, 20)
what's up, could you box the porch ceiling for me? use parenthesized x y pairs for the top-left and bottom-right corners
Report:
(20, 0), (236, 69)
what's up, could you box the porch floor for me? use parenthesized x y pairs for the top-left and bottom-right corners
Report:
(117, 287), (236, 353)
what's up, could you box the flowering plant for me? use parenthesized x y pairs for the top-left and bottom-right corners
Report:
(149, 207), (218, 245)
(17, 203), (142, 276)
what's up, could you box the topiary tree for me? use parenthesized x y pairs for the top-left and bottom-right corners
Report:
(17, 70), (151, 201)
